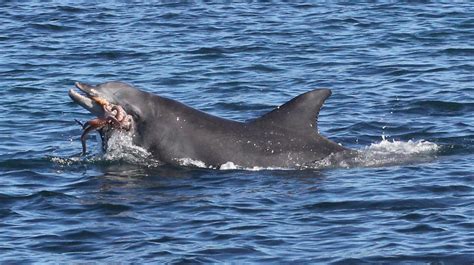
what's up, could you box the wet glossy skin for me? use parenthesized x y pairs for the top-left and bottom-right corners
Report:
(70, 81), (349, 168)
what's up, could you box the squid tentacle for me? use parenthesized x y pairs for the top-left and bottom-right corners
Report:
(80, 118), (108, 155)
(76, 96), (131, 156)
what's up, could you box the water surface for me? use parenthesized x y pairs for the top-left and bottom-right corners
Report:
(0, 2), (473, 263)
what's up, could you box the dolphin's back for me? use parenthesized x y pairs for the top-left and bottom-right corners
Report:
(143, 89), (346, 167)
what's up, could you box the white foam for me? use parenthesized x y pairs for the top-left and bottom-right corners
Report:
(56, 130), (440, 170)
(219, 161), (290, 171)
(102, 131), (160, 166)
(218, 161), (235, 169)
(99, 136), (439, 170)
(50, 156), (83, 166)
(351, 138), (440, 168)
(172, 159), (289, 171)
(177, 158), (208, 168)
(365, 138), (439, 154)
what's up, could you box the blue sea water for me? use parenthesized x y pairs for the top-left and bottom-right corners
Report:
(1, 2), (473, 263)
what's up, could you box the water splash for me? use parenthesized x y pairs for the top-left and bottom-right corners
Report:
(50, 156), (83, 166)
(366, 137), (439, 155)
(56, 131), (440, 171)
(172, 139), (440, 170)
(355, 138), (439, 167)
(102, 131), (162, 167)
(219, 161), (289, 171)
(177, 158), (208, 168)
(333, 138), (439, 169)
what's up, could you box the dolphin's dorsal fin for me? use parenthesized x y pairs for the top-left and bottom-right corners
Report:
(251, 89), (332, 131)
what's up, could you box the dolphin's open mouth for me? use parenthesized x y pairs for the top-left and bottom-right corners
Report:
(68, 82), (106, 116)
(69, 82), (132, 155)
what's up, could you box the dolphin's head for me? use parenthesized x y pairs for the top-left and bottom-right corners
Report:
(69, 81), (144, 115)
(69, 81), (144, 155)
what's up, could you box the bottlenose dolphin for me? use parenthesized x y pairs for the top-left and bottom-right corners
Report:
(69, 81), (349, 168)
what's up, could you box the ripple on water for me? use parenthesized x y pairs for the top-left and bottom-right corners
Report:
(0, 2), (473, 264)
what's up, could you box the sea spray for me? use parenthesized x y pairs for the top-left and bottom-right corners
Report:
(59, 132), (440, 171)
(102, 131), (161, 167)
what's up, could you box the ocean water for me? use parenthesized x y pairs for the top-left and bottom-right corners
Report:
(1, 2), (473, 264)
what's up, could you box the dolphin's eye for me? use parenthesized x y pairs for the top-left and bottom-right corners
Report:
(126, 107), (140, 121)
(124, 104), (142, 121)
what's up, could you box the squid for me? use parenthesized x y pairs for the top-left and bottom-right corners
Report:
(75, 96), (131, 156)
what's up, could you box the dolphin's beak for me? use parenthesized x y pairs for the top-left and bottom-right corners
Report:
(69, 82), (105, 117)
(74, 82), (100, 97)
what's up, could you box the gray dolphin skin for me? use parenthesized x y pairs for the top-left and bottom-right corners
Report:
(69, 81), (350, 168)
